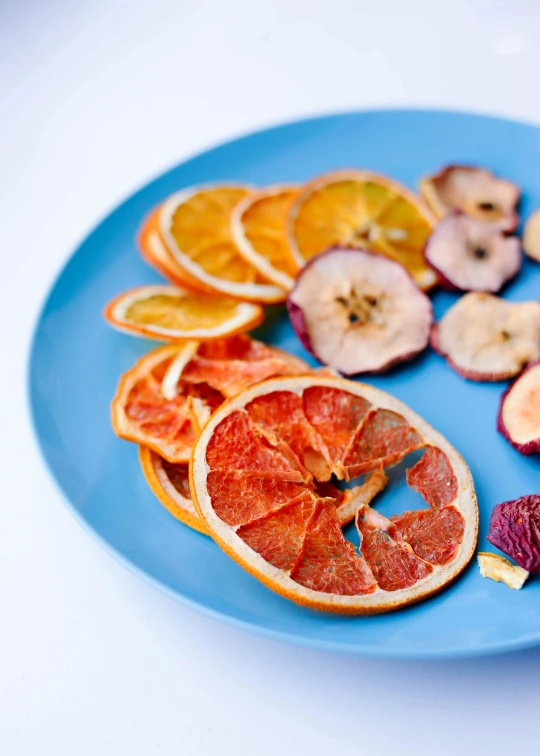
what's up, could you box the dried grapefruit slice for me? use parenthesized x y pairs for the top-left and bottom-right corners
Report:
(231, 185), (299, 290)
(112, 336), (310, 462)
(287, 170), (437, 290)
(139, 446), (208, 534)
(104, 285), (263, 342)
(190, 376), (478, 613)
(150, 185), (286, 303)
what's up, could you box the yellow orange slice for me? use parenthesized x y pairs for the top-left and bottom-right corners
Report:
(190, 375), (478, 614)
(231, 185), (299, 290)
(156, 184), (286, 303)
(104, 284), (263, 342)
(139, 446), (208, 534)
(287, 170), (437, 290)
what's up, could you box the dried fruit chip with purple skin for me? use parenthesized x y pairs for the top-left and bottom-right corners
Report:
(498, 361), (540, 455)
(432, 292), (540, 381)
(424, 213), (521, 293)
(523, 209), (540, 263)
(287, 247), (433, 375)
(487, 495), (540, 574)
(419, 165), (519, 232)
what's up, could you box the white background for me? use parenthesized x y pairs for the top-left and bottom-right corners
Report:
(2, 1), (540, 753)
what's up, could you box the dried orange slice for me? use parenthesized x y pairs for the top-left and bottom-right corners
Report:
(287, 170), (437, 290)
(111, 336), (310, 463)
(231, 185), (299, 290)
(104, 284), (263, 342)
(146, 185), (286, 303)
(139, 446), (208, 534)
(191, 376), (478, 614)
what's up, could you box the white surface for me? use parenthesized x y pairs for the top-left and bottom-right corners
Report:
(2, 0), (540, 753)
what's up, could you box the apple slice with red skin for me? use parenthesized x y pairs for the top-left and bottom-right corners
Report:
(432, 293), (540, 381)
(419, 165), (519, 232)
(424, 213), (521, 293)
(498, 361), (540, 455)
(287, 247), (433, 375)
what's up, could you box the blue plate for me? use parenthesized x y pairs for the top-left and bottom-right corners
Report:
(29, 109), (540, 659)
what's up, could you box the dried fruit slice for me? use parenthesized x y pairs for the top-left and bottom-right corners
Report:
(112, 345), (199, 462)
(432, 293), (540, 381)
(288, 247), (433, 375)
(191, 376), (478, 613)
(104, 285), (264, 342)
(420, 165), (519, 231)
(287, 170), (437, 290)
(523, 209), (540, 262)
(156, 185), (286, 303)
(343, 408), (424, 480)
(424, 213), (521, 293)
(139, 446), (208, 534)
(478, 552), (529, 590)
(138, 207), (198, 288)
(112, 336), (309, 462)
(498, 361), (540, 454)
(487, 495), (540, 574)
(231, 185), (299, 290)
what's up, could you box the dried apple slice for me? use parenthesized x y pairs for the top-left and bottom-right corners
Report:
(432, 293), (540, 381)
(498, 361), (540, 454)
(287, 247), (433, 375)
(487, 495), (540, 573)
(424, 213), (521, 292)
(523, 209), (540, 262)
(420, 165), (519, 231)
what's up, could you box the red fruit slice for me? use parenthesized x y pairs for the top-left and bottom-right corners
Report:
(205, 410), (306, 481)
(420, 165), (520, 232)
(498, 361), (540, 455)
(287, 247), (433, 375)
(392, 506), (466, 566)
(357, 507), (433, 591)
(290, 499), (377, 595)
(424, 213), (521, 293)
(246, 391), (331, 480)
(432, 293), (540, 381)
(237, 492), (317, 570)
(191, 375), (478, 613)
(406, 446), (458, 507)
(206, 471), (310, 527)
(487, 495), (540, 574)
(302, 386), (372, 463)
(343, 408), (424, 479)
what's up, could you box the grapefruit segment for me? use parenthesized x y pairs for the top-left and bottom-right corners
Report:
(343, 408), (424, 479)
(206, 471), (310, 527)
(392, 506), (465, 566)
(290, 498), (377, 595)
(205, 410), (306, 482)
(358, 507), (433, 591)
(191, 376), (478, 613)
(237, 492), (317, 570)
(246, 391), (332, 480)
(183, 357), (291, 397)
(302, 386), (371, 467)
(406, 446), (458, 507)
